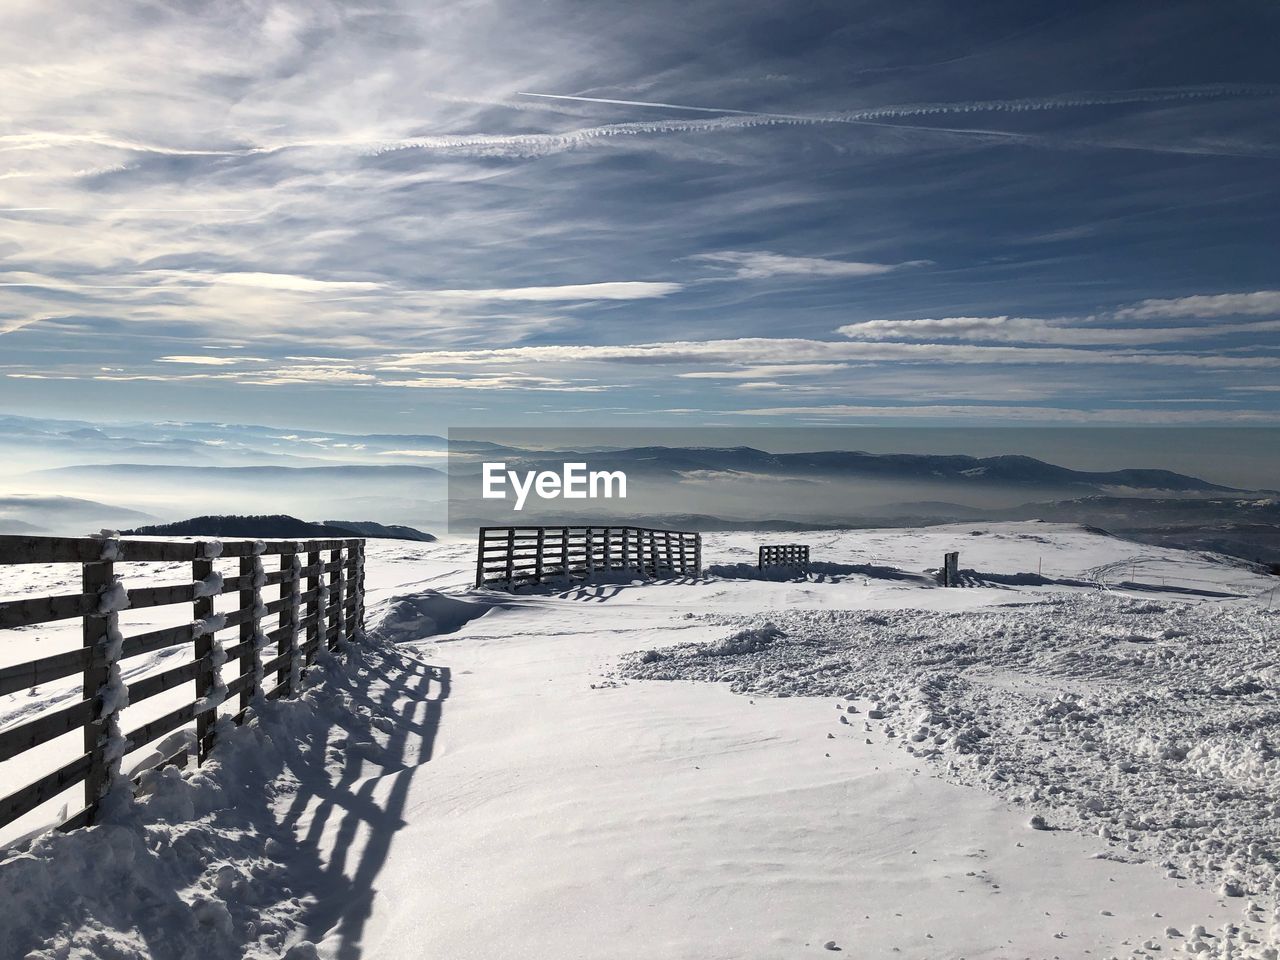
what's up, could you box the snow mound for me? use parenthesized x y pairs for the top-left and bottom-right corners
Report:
(621, 593), (1280, 913)
(366, 590), (495, 641)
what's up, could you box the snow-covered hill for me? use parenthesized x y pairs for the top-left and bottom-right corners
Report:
(1, 523), (1277, 959)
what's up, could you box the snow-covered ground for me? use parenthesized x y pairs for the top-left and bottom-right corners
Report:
(1, 523), (1278, 959)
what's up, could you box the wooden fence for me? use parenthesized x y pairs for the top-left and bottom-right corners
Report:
(758, 544), (811, 570)
(0, 534), (365, 837)
(476, 526), (701, 589)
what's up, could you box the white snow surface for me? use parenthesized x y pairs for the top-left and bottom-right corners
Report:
(0, 522), (1278, 959)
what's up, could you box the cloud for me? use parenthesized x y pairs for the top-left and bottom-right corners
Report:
(1114, 291), (1280, 320)
(677, 363), (850, 379)
(379, 374), (607, 391)
(692, 251), (924, 280)
(377, 337), (1278, 369)
(423, 281), (681, 302)
(836, 314), (1280, 345)
(156, 355), (255, 366)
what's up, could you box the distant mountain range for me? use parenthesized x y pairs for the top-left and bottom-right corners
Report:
(464, 446), (1244, 494)
(123, 515), (436, 542)
(0, 494), (158, 536)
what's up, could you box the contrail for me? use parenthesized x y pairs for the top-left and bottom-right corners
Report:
(519, 85), (1274, 123)
(517, 91), (814, 121)
(516, 86), (1278, 155)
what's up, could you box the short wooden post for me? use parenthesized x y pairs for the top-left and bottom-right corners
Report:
(560, 526), (570, 582)
(622, 528), (632, 575)
(193, 547), (215, 762)
(535, 527), (545, 584)
(82, 555), (114, 811)
(694, 534), (702, 576)
(943, 551), (960, 587)
(475, 528), (487, 588)
(585, 527), (595, 577)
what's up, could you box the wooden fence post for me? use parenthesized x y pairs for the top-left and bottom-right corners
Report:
(343, 542), (359, 644)
(307, 547), (322, 666)
(302, 547), (317, 670)
(694, 534), (702, 576)
(239, 553), (257, 710)
(560, 526), (570, 583)
(82, 553), (114, 811)
(330, 546), (344, 651)
(357, 539), (366, 638)
(943, 551), (960, 587)
(278, 546), (298, 693)
(505, 528), (515, 589)
(534, 528), (545, 584)
(193, 545), (216, 762)
(475, 529), (487, 589)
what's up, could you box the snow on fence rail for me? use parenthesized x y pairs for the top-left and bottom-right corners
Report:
(757, 544), (810, 570)
(476, 525), (701, 590)
(0, 534), (365, 837)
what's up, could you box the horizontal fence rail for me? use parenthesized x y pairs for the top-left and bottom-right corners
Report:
(0, 534), (366, 837)
(758, 543), (811, 570)
(476, 526), (701, 590)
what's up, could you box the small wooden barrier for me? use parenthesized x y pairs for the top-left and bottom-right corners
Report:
(0, 534), (366, 836)
(942, 551), (960, 587)
(758, 544), (811, 570)
(476, 526), (701, 590)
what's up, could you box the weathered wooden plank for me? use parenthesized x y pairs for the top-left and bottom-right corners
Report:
(0, 593), (93, 629)
(118, 623), (195, 661)
(126, 582), (197, 611)
(262, 649), (291, 676)
(0, 646), (93, 697)
(123, 701), (202, 755)
(0, 697), (98, 762)
(126, 660), (200, 705)
(111, 540), (201, 562)
(0, 536), (100, 565)
(225, 671), (254, 698)
(0, 752), (93, 829)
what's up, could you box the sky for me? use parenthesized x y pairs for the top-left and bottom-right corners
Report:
(1, 0), (1278, 434)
